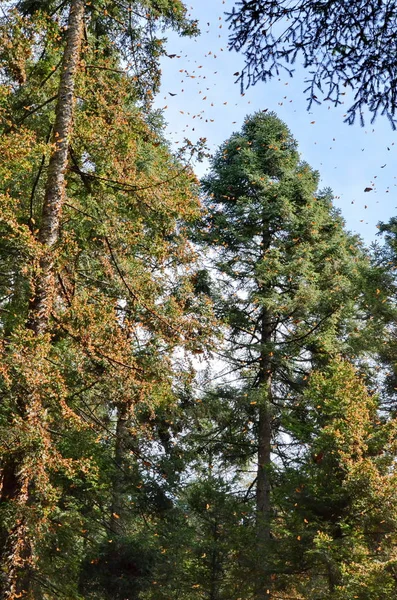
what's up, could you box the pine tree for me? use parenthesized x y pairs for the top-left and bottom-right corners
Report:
(197, 111), (368, 598)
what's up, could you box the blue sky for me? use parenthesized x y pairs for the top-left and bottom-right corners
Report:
(153, 0), (397, 244)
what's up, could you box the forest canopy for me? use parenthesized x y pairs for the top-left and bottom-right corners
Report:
(0, 1), (397, 600)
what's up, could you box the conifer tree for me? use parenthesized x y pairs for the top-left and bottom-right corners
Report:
(278, 359), (397, 599)
(0, 2), (211, 597)
(197, 111), (368, 599)
(374, 218), (397, 406)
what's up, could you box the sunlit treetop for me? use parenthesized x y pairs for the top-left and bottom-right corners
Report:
(227, 0), (397, 127)
(3, 0), (199, 101)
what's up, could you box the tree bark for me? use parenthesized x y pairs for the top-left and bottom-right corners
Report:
(256, 367), (272, 541)
(253, 309), (273, 600)
(255, 226), (273, 599)
(110, 402), (131, 536)
(28, 0), (85, 334)
(255, 309), (273, 539)
(256, 220), (273, 540)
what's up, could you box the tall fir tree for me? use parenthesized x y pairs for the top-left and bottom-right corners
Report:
(197, 111), (371, 599)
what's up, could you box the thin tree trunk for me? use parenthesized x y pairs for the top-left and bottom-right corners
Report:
(110, 403), (131, 536)
(209, 519), (221, 600)
(256, 220), (273, 540)
(0, 3), (85, 597)
(256, 309), (273, 538)
(256, 368), (272, 541)
(255, 226), (273, 599)
(28, 0), (85, 334)
(253, 311), (273, 600)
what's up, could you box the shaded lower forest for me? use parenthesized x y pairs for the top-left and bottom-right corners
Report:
(1, 2), (397, 600)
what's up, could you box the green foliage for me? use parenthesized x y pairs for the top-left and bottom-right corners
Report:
(189, 111), (394, 599)
(196, 110), (368, 472)
(278, 359), (397, 599)
(1, 3), (397, 598)
(0, 1), (213, 598)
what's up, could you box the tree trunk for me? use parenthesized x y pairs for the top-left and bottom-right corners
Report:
(209, 519), (221, 600)
(255, 224), (273, 599)
(0, 3), (85, 597)
(255, 360), (272, 600)
(256, 290), (273, 536)
(256, 218), (273, 538)
(254, 311), (273, 600)
(256, 373), (272, 540)
(28, 0), (85, 334)
(110, 402), (131, 536)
